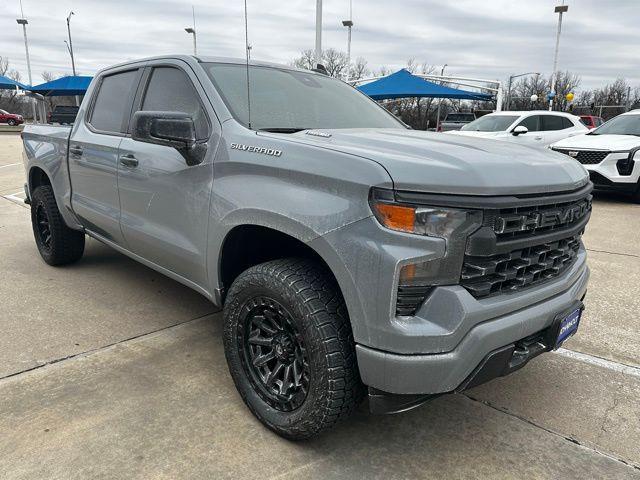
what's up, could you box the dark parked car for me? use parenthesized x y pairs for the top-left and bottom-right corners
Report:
(48, 105), (79, 125)
(0, 109), (24, 126)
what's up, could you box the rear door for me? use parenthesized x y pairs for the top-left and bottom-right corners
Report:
(68, 66), (143, 245)
(540, 115), (578, 145)
(117, 60), (219, 287)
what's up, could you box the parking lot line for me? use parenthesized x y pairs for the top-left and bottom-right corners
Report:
(0, 162), (21, 169)
(556, 347), (640, 379)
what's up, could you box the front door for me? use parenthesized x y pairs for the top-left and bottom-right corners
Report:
(117, 63), (218, 287)
(68, 67), (141, 245)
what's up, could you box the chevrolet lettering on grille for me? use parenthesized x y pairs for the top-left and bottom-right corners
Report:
(494, 199), (591, 234)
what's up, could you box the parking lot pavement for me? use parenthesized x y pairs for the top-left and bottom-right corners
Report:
(1, 318), (638, 480)
(1, 133), (639, 478)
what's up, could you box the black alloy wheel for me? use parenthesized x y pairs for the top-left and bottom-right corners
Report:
(239, 296), (310, 412)
(35, 204), (52, 251)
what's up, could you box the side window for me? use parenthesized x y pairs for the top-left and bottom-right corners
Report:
(517, 115), (540, 132)
(560, 117), (574, 129)
(141, 67), (208, 139)
(541, 115), (566, 131)
(89, 70), (138, 133)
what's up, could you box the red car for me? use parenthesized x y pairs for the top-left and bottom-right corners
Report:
(579, 115), (604, 130)
(0, 109), (24, 126)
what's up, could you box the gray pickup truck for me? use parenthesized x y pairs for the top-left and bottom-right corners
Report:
(22, 55), (592, 439)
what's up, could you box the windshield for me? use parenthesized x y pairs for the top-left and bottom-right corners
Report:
(203, 63), (404, 131)
(591, 114), (640, 136)
(445, 113), (475, 122)
(460, 115), (519, 132)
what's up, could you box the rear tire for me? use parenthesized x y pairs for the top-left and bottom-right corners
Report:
(223, 258), (364, 440)
(8, 119), (16, 126)
(30, 185), (85, 265)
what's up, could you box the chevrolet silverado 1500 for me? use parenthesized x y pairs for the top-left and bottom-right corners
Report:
(22, 55), (592, 439)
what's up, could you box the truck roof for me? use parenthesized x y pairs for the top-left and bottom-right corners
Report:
(98, 54), (311, 76)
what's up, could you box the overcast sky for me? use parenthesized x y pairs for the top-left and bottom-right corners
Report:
(1, 0), (638, 91)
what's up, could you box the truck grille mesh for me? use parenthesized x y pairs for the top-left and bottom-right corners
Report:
(553, 148), (609, 165)
(461, 234), (581, 298)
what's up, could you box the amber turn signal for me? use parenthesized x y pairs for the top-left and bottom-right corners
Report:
(371, 202), (416, 233)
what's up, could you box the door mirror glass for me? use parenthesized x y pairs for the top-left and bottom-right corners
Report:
(512, 125), (528, 136)
(131, 111), (204, 165)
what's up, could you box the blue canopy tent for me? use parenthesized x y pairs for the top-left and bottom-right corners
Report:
(29, 75), (92, 96)
(358, 69), (492, 101)
(0, 75), (29, 90)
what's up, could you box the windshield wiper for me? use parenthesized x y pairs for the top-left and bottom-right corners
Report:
(258, 127), (309, 133)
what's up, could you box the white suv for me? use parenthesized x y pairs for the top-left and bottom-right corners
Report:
(551, 110), (640, 200)
(446, 111), (587, 147)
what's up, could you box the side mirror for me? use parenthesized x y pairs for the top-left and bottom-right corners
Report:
(512, 125), (528, 136)
(131, 111), (204, 166)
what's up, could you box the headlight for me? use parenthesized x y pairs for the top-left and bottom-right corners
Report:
(369, 187), (483, 288)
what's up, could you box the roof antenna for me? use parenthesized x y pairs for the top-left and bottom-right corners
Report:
(243, 0), (252, 130)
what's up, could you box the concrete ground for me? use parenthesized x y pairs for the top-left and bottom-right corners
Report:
(1, 133), (639, 479)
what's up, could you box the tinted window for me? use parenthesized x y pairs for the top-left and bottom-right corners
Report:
(595, 117), (604, 126)
(204, 63), (403, 131)
(460, 115), (518, 132)
(561, 117), (574, 129)
(141, 67), (208, 139)
(579, 117), (590, 126)
(541, 115), (566, 131)
(517, 115), (540, 132)
(90, 70), (138, 133)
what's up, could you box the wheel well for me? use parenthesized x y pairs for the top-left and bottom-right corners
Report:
(29, 167), (52, 191)
(220, 225), (335, 295)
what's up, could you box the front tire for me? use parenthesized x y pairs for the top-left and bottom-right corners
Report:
(30, 185), (85, 265)
(8, 119), (16, 126)
(223, 258), (364, 439)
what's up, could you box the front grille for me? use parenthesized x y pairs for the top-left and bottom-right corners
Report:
(461, 234), (581, 298)
(553, 148), (609, 165)
(483, 195), (592, 242)
(396, 285), (433, 316)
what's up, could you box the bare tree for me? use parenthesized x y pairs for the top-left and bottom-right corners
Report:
(291, 48), (349, 78)
(349, 57), (369, 81)
(321, 48), (349, 78)
(291, 49), (315, 71)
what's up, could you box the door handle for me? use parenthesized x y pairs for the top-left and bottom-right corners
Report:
(535, 136), (543, 140)
(119, 154), (138, 167)
(69, 145), (83, 157)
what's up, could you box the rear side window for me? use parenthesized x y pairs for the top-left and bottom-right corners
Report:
(89, 70), (138, 133)
(541, 115), (570, 131)
(517, 115), (540, 132)
(141, 67), (208, 139)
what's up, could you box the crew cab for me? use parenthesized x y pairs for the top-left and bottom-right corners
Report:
(0, 109), (24, 126)
(447, 110), (588, 147)
(552, 110), (640, 200)
(21, 55), (592, 439)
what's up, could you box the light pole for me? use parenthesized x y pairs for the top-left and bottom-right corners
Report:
(342, 0), (353, 79)
(506, 72), (540, 110)
(315, 0), (323, 68)
(66, 11), (76, 75)
(66, 11), (80, 106)
(435, 64), (447, 132)
(185, 6), (197, 55)
(549, 2), (568, 111)
(16, 0), (37, 123)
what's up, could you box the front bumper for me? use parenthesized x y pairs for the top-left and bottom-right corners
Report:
(356, 255), (589, 396)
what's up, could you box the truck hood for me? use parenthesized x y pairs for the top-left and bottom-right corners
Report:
(282, 128), (589, 195)
(445, 130), (508, 139)
(552, 133), (640, 151)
